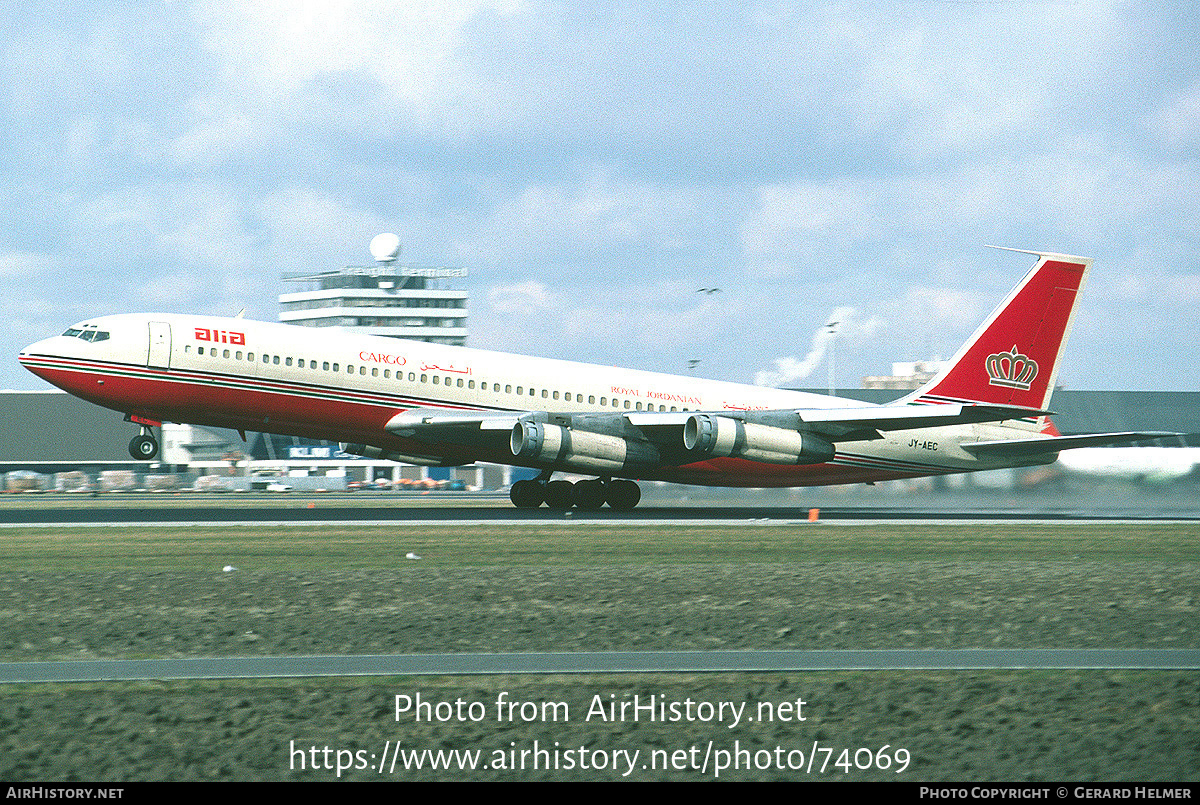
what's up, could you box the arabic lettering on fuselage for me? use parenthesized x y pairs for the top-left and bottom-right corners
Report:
(420, 362), (471, 375)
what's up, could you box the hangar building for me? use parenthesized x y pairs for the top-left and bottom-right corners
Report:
(1, 389), (1195, 491)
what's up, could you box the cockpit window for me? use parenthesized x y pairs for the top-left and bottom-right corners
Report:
(61, 327), (110, 342)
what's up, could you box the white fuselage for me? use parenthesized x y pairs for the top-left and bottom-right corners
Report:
(19, 312), (1040, 486)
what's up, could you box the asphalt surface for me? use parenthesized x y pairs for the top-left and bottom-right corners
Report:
(3, 500), (1199, 524)
(3, 649), (1199, 683)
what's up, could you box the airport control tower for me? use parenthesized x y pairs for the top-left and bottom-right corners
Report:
(278, 233), (468, 346)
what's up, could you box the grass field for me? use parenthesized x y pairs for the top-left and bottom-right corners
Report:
(2, 520), (1198, 571)
(1, 516), (1197, 781)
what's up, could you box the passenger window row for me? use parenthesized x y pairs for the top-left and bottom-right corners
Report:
(183, 344), (689, 412)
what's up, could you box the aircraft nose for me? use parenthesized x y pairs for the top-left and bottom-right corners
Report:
(18, 337), (58, 374)
(20, 336), (49, 355)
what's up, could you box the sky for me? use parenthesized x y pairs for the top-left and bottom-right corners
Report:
(2, 0), (1198, 392)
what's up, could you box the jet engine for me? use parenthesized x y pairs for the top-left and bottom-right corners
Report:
(510, 421), (646, 473)
(683, 414), (836, 465)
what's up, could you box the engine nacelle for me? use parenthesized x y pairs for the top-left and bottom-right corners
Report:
(510, 421), (630, 473)
(683, 415), (836, 465)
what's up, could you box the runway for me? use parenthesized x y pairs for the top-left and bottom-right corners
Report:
(4, 649), (1199, 683)
(3, 499), (1199, 525)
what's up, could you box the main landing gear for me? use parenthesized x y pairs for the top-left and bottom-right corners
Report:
(509, 476), (642, 511)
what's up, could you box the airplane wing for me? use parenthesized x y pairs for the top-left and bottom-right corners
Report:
(383, 403), (1058, 465)
(388, 402), (1051, 440)
(375, 407), (1179, 474)
(961, 431), (1181, 458)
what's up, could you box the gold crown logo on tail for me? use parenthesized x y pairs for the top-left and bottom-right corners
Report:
(985, 345), (1038, 390)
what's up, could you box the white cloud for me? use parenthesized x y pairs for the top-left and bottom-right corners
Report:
(258, 186), (390, 261)
(461, 169), (713, 267)
(471, 276), (756, 374)
(189, 0), (523, 136)
(70, 183), (255, 272)
(1106, 269), (1200, 306)
(754, 306), (884, 387)
(169, 115), (257, 169)
(844, 0), (1130, 160)
(1146, 81), (1200, 149)
(137, 272), (207, 309)
(739, 182), (877, 271)
(486, 280), (555, 315)
(895, 286), (990, 332)
(0, 251), (53, 278)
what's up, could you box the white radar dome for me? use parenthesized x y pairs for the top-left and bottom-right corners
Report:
(369, 232), (401, 262)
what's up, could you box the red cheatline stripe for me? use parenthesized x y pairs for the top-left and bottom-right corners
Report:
(20, 354), (510, 415)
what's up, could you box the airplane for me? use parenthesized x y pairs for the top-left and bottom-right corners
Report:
(17, 248), (1172, 510)
(1056, 446), (1200, 483)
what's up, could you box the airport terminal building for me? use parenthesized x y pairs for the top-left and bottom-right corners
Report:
(278, 234), (468, 346)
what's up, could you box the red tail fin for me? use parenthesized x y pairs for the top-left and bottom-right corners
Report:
(907, 249), (1092, 418)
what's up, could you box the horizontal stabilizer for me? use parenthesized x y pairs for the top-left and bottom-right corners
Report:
(962, 432), (1180, 458)
(795, 403), (1052, 437)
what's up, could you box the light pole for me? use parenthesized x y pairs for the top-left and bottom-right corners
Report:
(825, 320), (840, 396)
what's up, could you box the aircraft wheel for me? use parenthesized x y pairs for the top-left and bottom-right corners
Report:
(572, 479), (608, 511)
(509, 479), (544, 508)
(543, 479), (576, 510)
(129, 434), (159, 460)
(606, 479), (641, 511)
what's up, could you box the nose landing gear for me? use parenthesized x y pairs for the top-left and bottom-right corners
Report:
(129, 429), (159, 460)
(124, 414), (161, 460)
